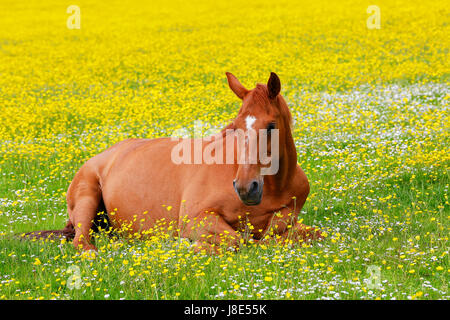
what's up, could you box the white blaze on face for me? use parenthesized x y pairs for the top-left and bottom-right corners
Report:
(245, 115), (256, 131)
(243, 115), (257, 164)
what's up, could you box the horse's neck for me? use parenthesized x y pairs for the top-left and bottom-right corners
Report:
(272, 125), (298, 192)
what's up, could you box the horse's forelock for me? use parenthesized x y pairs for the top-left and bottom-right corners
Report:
(251, 84), (270, 108)
(250, 84), (292, 128)
(227, 83), (292, 134)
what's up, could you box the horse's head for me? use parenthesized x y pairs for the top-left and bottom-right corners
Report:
(226, 72), (293, 206)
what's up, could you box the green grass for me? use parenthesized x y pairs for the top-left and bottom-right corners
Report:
(0, 130), (448, 300)
(0, 80), (449, 301)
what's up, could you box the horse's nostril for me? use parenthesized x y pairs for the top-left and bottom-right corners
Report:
(249, 181), (259, 193)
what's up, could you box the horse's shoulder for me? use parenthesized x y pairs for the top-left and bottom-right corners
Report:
(289, 164), (310, 198)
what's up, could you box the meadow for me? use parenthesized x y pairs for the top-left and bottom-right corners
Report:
(0, 0), (448, 300)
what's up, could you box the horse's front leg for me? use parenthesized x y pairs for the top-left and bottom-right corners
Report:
(179, 210), (242, 254)
(276, 222), (323, 243)
(261, 207), (323, 244)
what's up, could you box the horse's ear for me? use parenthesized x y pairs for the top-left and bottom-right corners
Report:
(226, 72), (248, 99)
(267, 72), (281, 100)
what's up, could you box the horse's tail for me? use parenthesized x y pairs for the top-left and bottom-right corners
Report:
(20, 220), (75, 241)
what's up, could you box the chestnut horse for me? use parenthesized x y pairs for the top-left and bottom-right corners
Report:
(28, 72), (321, 251)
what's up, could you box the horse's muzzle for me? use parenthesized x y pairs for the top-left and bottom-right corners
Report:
(233, 179), (263, 206)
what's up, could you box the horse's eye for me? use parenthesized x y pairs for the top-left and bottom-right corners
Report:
(267, 122), (276, 134)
